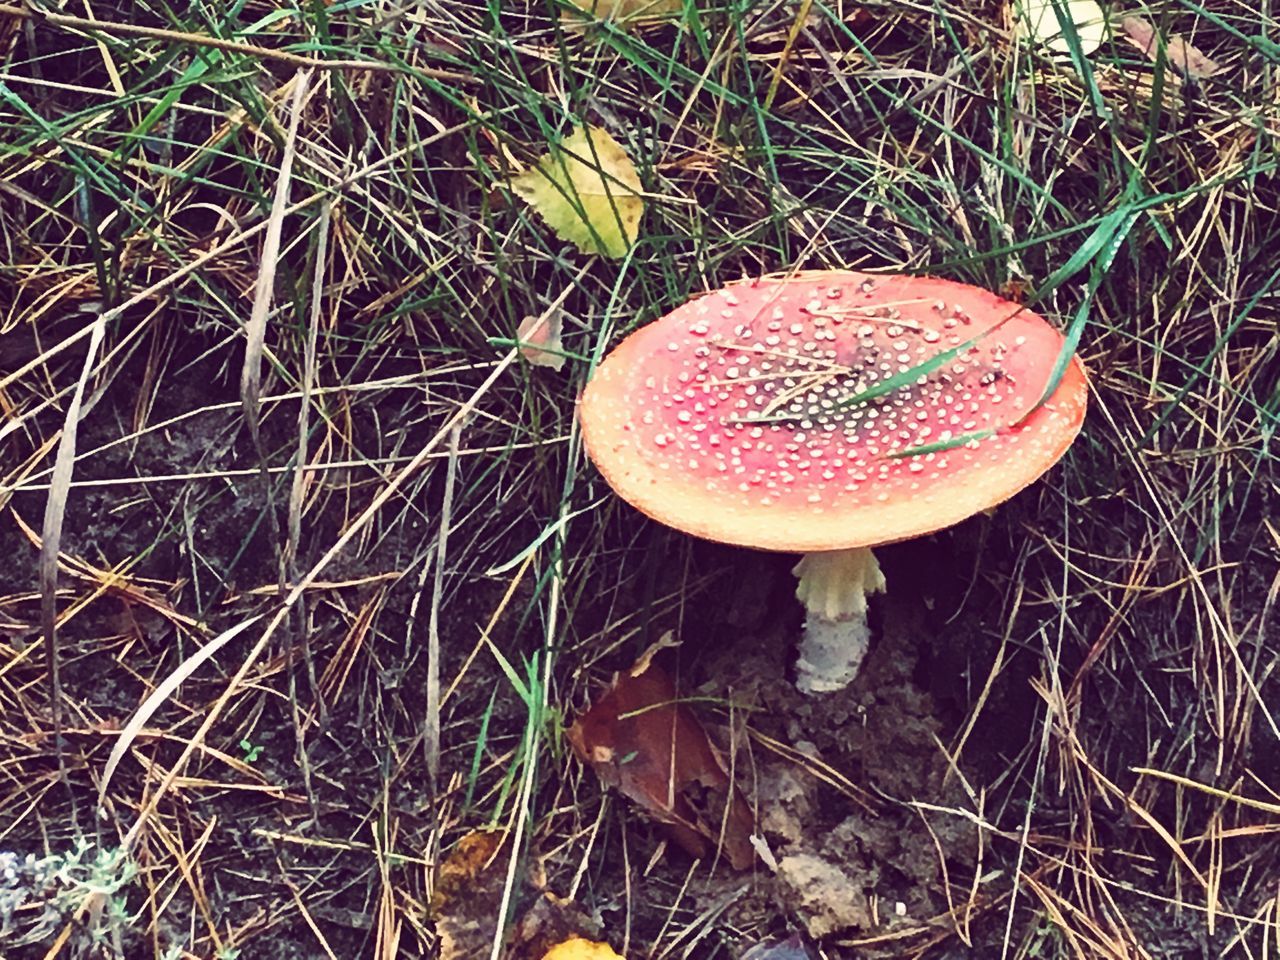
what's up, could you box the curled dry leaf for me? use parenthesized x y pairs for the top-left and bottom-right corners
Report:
(431, 830), (510, 960)
(511, 126), (643, 259)
(517, 309), (567, 371)
(567, 654), (754, 869)
(434, 832), (604, 959)
(540, 937), (625, 960)
(1120, 15), (1221, 80)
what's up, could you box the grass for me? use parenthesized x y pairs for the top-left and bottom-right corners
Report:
(0, 0), (1277, 957)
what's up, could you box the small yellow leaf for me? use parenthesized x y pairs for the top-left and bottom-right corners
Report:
(563, 0), (683, 23)
(1015, 0), (1106, 55)
(540, 937), (626, 960)
(512, 127), (644, 259)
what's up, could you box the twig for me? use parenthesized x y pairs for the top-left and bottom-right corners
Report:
(426, 424), (462, 792)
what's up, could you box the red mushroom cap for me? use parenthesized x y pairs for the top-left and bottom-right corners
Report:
(580, 270), (1088, 554)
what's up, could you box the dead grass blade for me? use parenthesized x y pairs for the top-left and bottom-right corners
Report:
(98, 615), (265, 808)
(287, 200), (330, 582)
(39, 310), (106, 754)
(241, 69), (311, 598)
(283, 199), (330, 809)
(428, 423), (463, 790)
(1131, 767), (1280, 817)
(241, 70), (311, 429)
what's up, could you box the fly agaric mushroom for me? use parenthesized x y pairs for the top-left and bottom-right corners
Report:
(579, 271), (1087, 694)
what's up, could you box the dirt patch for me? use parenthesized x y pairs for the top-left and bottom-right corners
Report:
(682, 571), (979, 952)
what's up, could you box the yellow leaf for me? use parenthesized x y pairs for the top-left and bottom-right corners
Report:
(1015, 0), (1106, 55)
(540, 937), (626, 960)
(563, 0), (683, 23)
(512, 127), (644, 259)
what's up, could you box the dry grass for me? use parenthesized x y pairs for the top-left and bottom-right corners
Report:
(0, 0), (1276, 957)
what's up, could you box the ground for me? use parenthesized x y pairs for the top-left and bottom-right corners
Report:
(0, 1), (1277, 958)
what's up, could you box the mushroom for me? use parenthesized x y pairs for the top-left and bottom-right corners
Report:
(579, 270), (1087, 694)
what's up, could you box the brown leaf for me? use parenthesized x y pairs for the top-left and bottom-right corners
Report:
(567, 653), (754, 869)
(1120, 15), (1221, 79)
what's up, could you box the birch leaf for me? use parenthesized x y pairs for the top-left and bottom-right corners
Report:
(512, 127), (643, 259)
(1016, 0), (1107, 55)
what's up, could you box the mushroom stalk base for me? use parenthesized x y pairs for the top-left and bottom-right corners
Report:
(793, 547), (887, 695)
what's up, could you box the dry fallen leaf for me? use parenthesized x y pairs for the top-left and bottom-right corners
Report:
(562, 0), (682, 25)
(511, 126), (644, 259)
(1120, 15), (1221, 79)
(1015, 0), (1106, 55)
(567, 652), (754, 869)
(431, 830), (510, 960)
(433, 833), (606, 959)
(517, 309), (566, 371)
(540, 937), (626, 960)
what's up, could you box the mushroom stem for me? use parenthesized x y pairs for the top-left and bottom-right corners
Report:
(792, 547), (887, 694)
